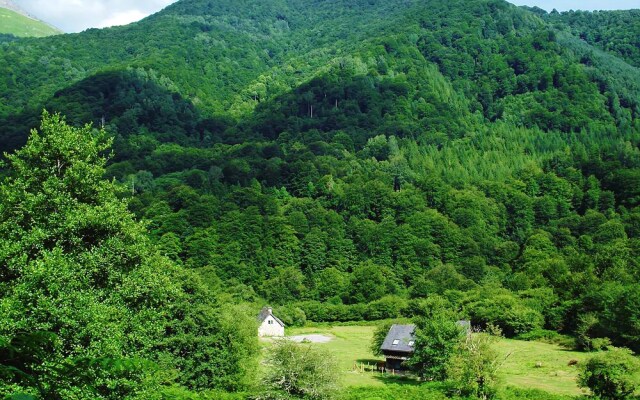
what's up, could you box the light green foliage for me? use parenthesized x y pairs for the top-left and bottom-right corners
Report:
(408, 297), (465, 380)
(411, 303), (504, 398)
(263, 340), (340, 400)
(495, 387), (574, 400)
(341, 384), (575, 400)
(578, 348), (640, 400)
(0, 113), (258, 397)
(446, 330), (503, 399)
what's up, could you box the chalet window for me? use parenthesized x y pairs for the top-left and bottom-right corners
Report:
(392, 339), (400, 345)
(268, 320), (273, 324)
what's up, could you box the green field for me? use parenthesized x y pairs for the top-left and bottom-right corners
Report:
(495, 339), (590, 396)
(285, 325), (595, 396)
(286, 325), (388, 387)
(0, 8), (61, 37)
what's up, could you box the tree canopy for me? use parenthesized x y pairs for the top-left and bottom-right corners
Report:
(0, 112), (258, 398)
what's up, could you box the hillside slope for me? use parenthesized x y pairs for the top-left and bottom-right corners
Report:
(0, 0), (638, 147)
(0, 5), (61, 37)
(541, 9), (640, 68)
(1, 0), (640, 357)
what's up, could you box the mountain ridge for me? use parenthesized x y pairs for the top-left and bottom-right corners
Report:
(1, 0), (634, 125)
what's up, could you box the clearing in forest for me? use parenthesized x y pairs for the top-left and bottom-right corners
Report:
(286, 325), (594, 395)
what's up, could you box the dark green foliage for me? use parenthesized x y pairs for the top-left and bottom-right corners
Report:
(0, 33), (18, 43)
(465, 291), (544, 337)
(515, 329), (575, 347)
(274, 305), (307, 327)
(370, 322), (394, 357)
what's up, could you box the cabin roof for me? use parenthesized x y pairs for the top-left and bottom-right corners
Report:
(257, 306), (285, 327)
(380, 324), (416, 353)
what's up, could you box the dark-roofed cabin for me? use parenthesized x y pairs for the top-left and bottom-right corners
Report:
(257, 306), (285, 337)
(380, 324), (416, 370)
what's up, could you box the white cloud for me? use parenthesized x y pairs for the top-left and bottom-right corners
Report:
(96, 9), (148, 28)
(15, 0), (177, 32)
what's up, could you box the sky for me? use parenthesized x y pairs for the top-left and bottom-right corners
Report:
(16, 0), (178, 32)
(14, 0), (640, 33)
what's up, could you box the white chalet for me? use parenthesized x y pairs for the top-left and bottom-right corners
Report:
(257, 306), (285, 337)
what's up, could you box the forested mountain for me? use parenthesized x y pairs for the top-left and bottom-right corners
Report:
(0, 1), (61, 38)
(1, 0), (640, 397)
(538, 8), (640, 68)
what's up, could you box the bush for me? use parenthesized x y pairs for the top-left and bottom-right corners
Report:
(515, 328), (576, 348)
(297, 301), (367, 322)
(578, 347), (640, 400)
(589, 337), (613, 352)
(365, 296), (407, 320)
(275, 305), (307, 327)
(408, 298), (465, 380)
(497, 387), (573, 400)
(299, 300), (407, 323)
(263, 340), (339, 400)
(468, 294), (544, 337)
(446, 330), (501, 399)
(339, 383), (448, 400)
(516, 328), (560, 341)
(370, 321), (394, 356)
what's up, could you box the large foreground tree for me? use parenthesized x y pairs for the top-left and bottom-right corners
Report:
(0, 112), (258, 398)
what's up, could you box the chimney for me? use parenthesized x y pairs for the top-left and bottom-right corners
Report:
(267, 307), (272, 314)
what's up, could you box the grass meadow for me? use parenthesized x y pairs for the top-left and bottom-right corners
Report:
(0, 8), (61, 37)
(282, 325), (596, 398)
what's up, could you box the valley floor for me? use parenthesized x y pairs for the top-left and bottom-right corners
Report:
(282, 325), (593, 396)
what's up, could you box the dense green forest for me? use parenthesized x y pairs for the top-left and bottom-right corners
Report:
(538, 8), (640, 68)
(1, 0), (640, 398)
